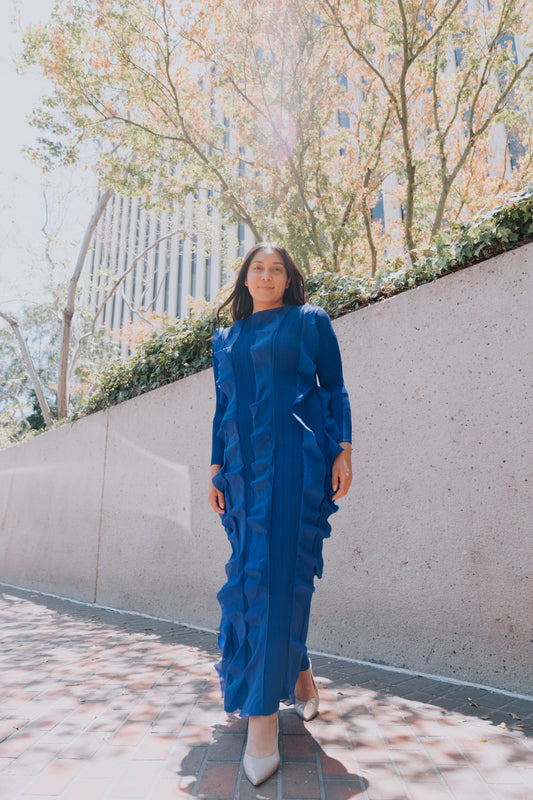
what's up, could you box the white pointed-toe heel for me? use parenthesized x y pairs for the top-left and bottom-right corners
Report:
(243, 714), (280, 786)
(294, 669), (319, 721)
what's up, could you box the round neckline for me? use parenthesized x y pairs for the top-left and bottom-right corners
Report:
(253, 303), (287, 313)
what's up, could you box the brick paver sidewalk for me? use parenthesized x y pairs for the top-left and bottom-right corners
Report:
(0, 585), (531, 800)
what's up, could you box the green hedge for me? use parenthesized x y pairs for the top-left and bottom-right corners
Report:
(73, 184), (533, 419)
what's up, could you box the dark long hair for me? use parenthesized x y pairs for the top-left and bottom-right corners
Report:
(216, 242), (307, 324)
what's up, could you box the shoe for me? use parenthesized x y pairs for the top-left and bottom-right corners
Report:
(294, 670), (319, 721)
(243, 713), (280, 786)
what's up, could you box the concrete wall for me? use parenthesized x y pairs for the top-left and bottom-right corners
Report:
(1, 244), (531, 694)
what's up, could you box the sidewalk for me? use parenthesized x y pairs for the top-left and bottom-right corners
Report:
(0, 584), (531, 800)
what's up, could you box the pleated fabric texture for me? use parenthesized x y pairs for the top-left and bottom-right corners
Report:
(211, 302), (351, 717)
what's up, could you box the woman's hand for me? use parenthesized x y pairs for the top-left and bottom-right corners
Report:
(209, 464), (226, 514)
(332, 443), (352, 501)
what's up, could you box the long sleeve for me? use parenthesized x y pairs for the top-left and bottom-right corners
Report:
(211, 331), (227, 466)
(314, 307), (352, 444)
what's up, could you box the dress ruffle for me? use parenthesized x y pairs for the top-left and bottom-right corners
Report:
(285, 305), (343, 705)
(212, 304), (344, 716)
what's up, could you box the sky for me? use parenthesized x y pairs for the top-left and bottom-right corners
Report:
(0, 0), (95, 315)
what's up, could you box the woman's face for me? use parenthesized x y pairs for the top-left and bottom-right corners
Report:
(244, 248), (290, 312)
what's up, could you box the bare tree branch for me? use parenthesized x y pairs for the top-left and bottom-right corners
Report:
(0, 311), (54, 427)
(68, 225), (189, 376)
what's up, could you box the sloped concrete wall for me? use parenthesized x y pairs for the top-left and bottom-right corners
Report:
(0, 243), (531, 693)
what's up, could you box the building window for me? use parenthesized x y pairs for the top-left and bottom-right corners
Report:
(131, 202), (142, 322)
(224, 117), (231, 149)
(205, 254), (211, 301)
(371, 188), (385, 229)
(191, 235), (197, 296)
(176, 239), (183, 316)
(163, 243), (170, 314)
(153, 218), (162, 305)
(238, 222), (245, 258)
(338, 74), (350, 129)
(142, 215), (151, 306)
(509, 128), (525, 171)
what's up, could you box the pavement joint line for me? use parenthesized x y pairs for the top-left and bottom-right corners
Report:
(2, 580), (532, 704)
(309, 647), (533, 703)
(312, 734), (327, 800)
(231, 745), (246, 800)
(191, 737), (212, 798)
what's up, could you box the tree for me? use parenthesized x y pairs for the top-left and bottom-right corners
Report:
(0, 181), (192, 428)
(0, 316), (44, 447)
(0, 287), (122, 438)
(20, 0), (392, 272)
(20, 0), (533, 276)
(0, 301), (70, 444)
(321, 0), (533, 261)
(0, 309), (55, 427)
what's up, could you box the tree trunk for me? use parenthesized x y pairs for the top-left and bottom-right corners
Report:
(361, 200), (378, 277)
(57, 187), (113, 419)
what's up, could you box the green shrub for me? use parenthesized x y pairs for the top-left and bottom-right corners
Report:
(72, 184), (533, 419)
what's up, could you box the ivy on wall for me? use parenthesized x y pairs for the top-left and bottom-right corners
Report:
(73, 184), (533, 419)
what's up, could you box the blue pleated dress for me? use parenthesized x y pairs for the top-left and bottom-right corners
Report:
(210, 302), (351, 718)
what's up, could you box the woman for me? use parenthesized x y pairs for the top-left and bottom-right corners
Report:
(208, 242), (352, 785)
